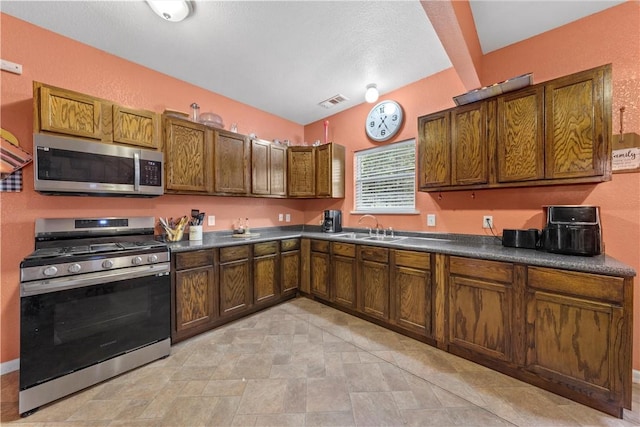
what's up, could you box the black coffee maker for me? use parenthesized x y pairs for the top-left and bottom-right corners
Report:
(322, 210), (342, 233)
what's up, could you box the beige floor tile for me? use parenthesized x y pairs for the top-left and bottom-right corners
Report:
(343, 363), (390, 392)
(254, 412), (306, 426)
(349, 391), (402, 426)
(236, 379), (288, 415)
(305, 410), (356, 426)
(202, 379), (247, 396)
(306, 377), (352, 413)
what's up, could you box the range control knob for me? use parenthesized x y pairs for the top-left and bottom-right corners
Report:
(132, 256), (143, 266)
(102, 259), (114, 269)
(68, 263), (82, 274)
(148, 254), (158, 263)
(43, 266), (58, 277)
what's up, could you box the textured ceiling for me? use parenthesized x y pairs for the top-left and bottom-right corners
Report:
(1, 0), (624, 125)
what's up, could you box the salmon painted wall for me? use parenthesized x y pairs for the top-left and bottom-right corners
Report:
(305, 3), (640, 366)
(0, 14), (317, 365)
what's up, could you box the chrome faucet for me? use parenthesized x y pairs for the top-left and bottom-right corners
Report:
(358, 214), (380, 237)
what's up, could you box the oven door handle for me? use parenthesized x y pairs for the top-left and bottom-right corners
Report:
(20, 263), (170, 297)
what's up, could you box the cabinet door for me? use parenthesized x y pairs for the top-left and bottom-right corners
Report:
(164, 118), (212, 193)
(497, 87), (544, 183)
(281, 239), (300, 296)
(451, 103), (488, 186)
(214, 130), (250, 194)
(287, 147), (316, 197)
(448, 257), (513, 362)
(358, 246), (389, 321)
(332, 242), (357, 309)
(38, 85), (106, 140)
(310, 240), (330, 300)
(113, 105), (159, 149)
(254, 242), (279, 305)
(545, 65), (611, 179)
(270, 143), (287, 196)
(315, 143), (332, 197)
(525, 267), (626, 404)
(219, 246), (252, 317)
(418, 111), (451, 189)
(251, 139), (270, 195)
(175, 266), (217, 334)
(390, 250), (431, 336)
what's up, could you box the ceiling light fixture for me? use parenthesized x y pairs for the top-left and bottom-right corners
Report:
(365, 83), (379, 103)
(146, 0), (192, 22)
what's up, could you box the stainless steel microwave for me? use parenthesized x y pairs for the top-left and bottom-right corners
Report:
(33, 133), (164, 197)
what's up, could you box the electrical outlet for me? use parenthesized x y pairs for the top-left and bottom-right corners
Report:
(208, 215), (215, 226)
(278, 213), (284, 222)
(427, 214), (436, 227)
(285, 213), (291, 223)
(483, 215), (493, 229)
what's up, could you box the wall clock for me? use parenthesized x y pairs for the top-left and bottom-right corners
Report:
(365, 100), (404, 142)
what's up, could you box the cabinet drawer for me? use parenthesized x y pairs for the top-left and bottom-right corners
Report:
(528, 267), (624, 304)
(332, 242), (356, 258)
(175, 250), (214, 270)
(394, 250), (430, 270)
(254, 241), (278, 257)
(450, 256), (512, 283)
(220, 245), (250, 263)
(281, 238), (300, 252)
(311, 239), (330, 253)
(360, 245), (388, 263)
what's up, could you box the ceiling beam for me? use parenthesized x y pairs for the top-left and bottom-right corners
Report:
(421, 0), (483, 91)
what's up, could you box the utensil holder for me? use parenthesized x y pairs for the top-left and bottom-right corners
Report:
(189, 225), (203, 241)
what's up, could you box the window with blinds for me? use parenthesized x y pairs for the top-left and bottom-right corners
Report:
(354, 139), (416, 213)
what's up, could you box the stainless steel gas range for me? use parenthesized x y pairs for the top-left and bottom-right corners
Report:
(19, 216), (171, 416)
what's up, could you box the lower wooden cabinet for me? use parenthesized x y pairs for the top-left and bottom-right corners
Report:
(331, 242), (357, 309)
(172, 249), (217, 342)
(281, 239), (301, 296)
(310, 240), (331, 300)
(390, 250), (432, 336)
(253, 242), (279, 306)
(219, 245), (252, 317)
(358, 245), (389, 321)
(447, 256), (514, 362)
(524, 267), (630, 414)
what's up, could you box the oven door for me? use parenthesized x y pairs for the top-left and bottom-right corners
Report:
(19, 265), (170, 390)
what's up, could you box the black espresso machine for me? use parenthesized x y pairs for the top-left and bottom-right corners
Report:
(541, 205), (602, 256)
(322, 210), (342, 233)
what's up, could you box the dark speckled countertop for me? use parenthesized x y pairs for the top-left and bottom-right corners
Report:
(166, 225), (636, 278)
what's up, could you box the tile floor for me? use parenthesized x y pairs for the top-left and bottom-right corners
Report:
(2, 297), (640, 426)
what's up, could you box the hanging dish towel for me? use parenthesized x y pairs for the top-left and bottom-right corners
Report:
(0, 128), (32, 192)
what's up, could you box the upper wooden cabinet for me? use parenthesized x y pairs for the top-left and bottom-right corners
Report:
(164, 118), (213, 193)
(315, 143), (345, 198)
(451, 102), (489, 186)
(34, 82), (160, 149)
(287, 143), (345, 198)
(251, 139), (287, 197)
(496, 87), (545, 183)
(544, 66), (611, 179)
(213, 129), (250, 195)
(418, 64), (612, 192)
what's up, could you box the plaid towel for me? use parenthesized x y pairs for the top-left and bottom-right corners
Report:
(0, 169), (23, 192)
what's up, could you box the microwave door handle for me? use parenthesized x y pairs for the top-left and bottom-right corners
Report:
(134, 152), (140, 192)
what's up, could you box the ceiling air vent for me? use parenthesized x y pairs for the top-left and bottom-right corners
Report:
(318, 94), (349, 109)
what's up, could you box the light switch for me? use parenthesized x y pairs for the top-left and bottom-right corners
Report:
(208, 215), (215, 226)
(285, 213), (291, 223)
(427, 214), (436, 227)
(278, 213), (284, 222)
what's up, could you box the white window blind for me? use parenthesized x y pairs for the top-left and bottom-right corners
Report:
(354, 139), (416, 213)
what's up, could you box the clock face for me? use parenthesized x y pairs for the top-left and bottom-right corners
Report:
(365, 100), (404, 142)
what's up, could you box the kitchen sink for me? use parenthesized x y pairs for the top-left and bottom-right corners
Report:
(362, 235), (408, 243)
(332, 232), (370, 240)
